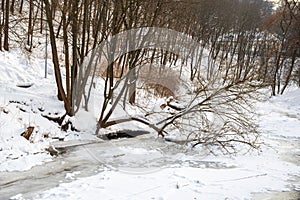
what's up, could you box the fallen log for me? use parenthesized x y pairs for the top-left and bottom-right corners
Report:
(21, 127), (34, 140)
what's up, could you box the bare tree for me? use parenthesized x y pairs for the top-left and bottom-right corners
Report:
(263, 0), (300, 95)
(43, 0), (72, 115)
(3, 0), (8, 51)
(0, 0), (281, 153)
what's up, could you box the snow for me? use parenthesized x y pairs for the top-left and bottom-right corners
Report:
(1, 50), (300, 199)
(0, 50), (96, 172)
(257, 88), (300, 139)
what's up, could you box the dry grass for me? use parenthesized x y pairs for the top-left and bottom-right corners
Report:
(138, 64), (180, 98)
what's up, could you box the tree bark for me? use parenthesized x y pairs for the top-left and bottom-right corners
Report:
(3, 0), (9, 51)
(71, 0), (79, 115)
(43, 0), (72, 115)
(27, 0), (33, 51)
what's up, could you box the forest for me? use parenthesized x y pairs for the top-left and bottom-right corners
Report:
(1, 0), (300, 199)
(0, 0), (299, 152)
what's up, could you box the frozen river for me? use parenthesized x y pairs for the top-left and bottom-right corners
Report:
(1, 133), (299, 200)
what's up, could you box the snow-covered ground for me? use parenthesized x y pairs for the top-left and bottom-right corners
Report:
(0, 50), (300, 199)
(0, 50), (98, 172)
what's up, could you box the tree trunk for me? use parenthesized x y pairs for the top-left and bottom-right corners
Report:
(71, 0), (79, 115)
(80, 0), (88, 63)
(281, 49), (297, 94)
(1, 0), (4, 11)
(3, 0), (9, 51)
(0, 14), (2, 50)
(19, 0), (23, 14)
(27, 0), (33, 51)
(62, 0), (71, 105)
(40, 0), (43, 33)
(9, 0), (14, 14)
(43, 0), (72, 116)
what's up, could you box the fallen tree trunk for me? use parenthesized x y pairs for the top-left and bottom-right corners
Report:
(97, 115), (165, 136)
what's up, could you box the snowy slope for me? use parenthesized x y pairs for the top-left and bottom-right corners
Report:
(0, 50), (300, 199)
(0, 50), (97, 172)
(0, 50), (54, 171)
